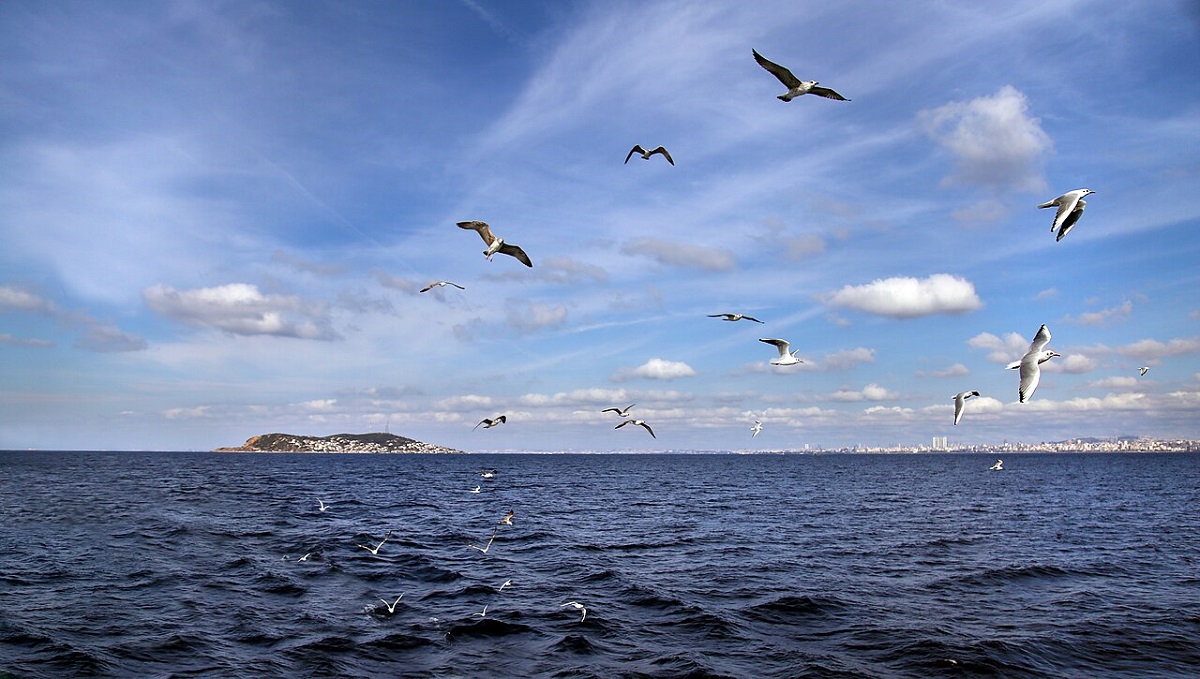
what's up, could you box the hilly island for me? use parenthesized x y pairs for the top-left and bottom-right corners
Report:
(214, 432), (461, 454)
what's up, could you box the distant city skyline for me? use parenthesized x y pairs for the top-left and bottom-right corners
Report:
(2, 1), (1199, 451)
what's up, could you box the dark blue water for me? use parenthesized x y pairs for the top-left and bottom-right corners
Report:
(1, 451), (1197, 678)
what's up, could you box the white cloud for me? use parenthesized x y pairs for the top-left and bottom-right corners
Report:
(620, 238), (735, 271)
(968, 330), (1033, 364)
(0, 333), (53, 348)
(823, 274), (983, 318)
(1113, 337), (1200, 360)
(919, 85), (1051, 193)
(1088, 376), (1138, 389)
(925, 363), (969, 378)
(1064, 300), (1133, 327)
(1043, 354), (1096, 374)
(144, 283), (338, 340)
(507, 301), (569, 333)
(830, 383), (896, 402)
(820, 347), (876, 371)
(0, 286), (55, 313)
(612, 358), (697, 382)
(1034, 288), (1059, 301)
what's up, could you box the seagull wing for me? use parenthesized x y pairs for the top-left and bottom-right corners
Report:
(1027, 324), (1052, 355)
(639, 421), (656, 438)
(1055, 200), (1086, 242)
(809, 85), (849, 101)
(448, 281), (465, 289)
(625, 145), (645, 164)
(498, 243), (533, 267)
(600, 407), (620, 414)
(457, 220), (497, 246)
(649, 146), (674, 165)
(708, 313), (734, 320)
(752, 49), (801, 89)
(473, 419), (488, 430)
(742, 315), (764, 323)
(419, 284), (434, 293)
(1049, 193), (1082, 234)
(1018, 358), (1042, 403)
(759, 338), (791, 358)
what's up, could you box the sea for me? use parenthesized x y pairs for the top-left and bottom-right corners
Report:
(1, 450), (1197, 678)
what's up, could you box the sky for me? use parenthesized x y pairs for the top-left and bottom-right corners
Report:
(2, 0), (1199, 452)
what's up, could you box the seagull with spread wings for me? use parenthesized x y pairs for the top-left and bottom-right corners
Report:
(753, 49), (850, 102)
(456, 221), (533, 267)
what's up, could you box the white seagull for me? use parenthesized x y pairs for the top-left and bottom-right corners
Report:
(498, 579), (513, 591)
(752, 49), (850, 102)
(356, 531), (392, 555)
(751, 420), (763, 437)
(475, 604), (488, 619)
(379, 594), (404, 614)
(708, 313), (764, 323)
(561, 601), (587, 622)
(989, 459), (1004, 471)
(317, 499), (329, 512)
(1006, 324), (1060, 403)
(456, 220), (533, 267)
(480, 469), (497, 479)
(624, 144), (674, 166)
(615, 419), (656, 438)
(499, 510), (515, 526)
(419, 280), (465, 293)
(953, 391), (981, 426)
(469, 485), (481, 494)
(467, 528), (498, 554)
(1138, 366), (1150, 376)
(473, 415), (507, 431)
(760, 338), (803, 366)
(601, 404), (636, 417)
(1038, 189), (1095, 242)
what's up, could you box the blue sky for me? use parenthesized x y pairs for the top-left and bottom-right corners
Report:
(2, 0), (1199, 452)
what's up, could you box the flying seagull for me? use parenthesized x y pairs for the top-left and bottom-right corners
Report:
(356, 531), (392, 556)
(469, 485), (481, 494)
(561, 601), (587, 622)
(379, 594), (404, 614)
(708, 313), (764, 323)
(601, 404), (636, 417)
(473, 415), (507, 431)
(466, 528), (498, 554)
(752, 49), (850, 102)
(759, 338), (803, 366)
(499, 510), (515, 526)
(316, 499), (329, 512)
(1038, 189), (1095, 242)
(420, 280), (465, 293)
(1138, 366), (1150, 376)
(475, 604), (488, 619)
(751, 420), (763, 437)
(456, 221), (533, 267)
(952, 391), (981, 426)
(480, 468), (497, 479)
(1006, 324), (1060, 403)
(498, 579), (513, 591)
(615, 419), (656, 438)
(989, 459), (1004, 471)
(625, 144), (674, 166)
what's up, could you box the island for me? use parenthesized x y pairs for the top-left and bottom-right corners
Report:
(214, 432), (461, 454)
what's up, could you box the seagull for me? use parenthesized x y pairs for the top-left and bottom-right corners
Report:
(760, 338), (803, 366)
(480, 469), (497, 479)
(1138, 366), (1150, 376)
(475, 605), (488, 619)
(317, 499), (329, 512)
(708, 313), (764, 323)
(989, 459), (1004, 471)
(298, 552), (313, 562)
(953, 391), (981, 426)
(751, 420), (763, 437)
(615, 419), (656, 438)
(419, 280), (465, 293)
(1006, 324), (1060, 403)
(752, 49), (850, 102)
(473, 415), (507, 431)
(379, 594), (404, 614)
(601, 404), (636, 417)
(624, 144), (674, 166)
(1038, 189), (1095, 242)
(499, 510), (515, 526)
(561, 601), (587, 622)
(498, 579), (513, 591)
(469, 485), (481, 494)
(456, 221), (533, 267)
(467, 528), (497, 554)
(356, 531), (392, 555)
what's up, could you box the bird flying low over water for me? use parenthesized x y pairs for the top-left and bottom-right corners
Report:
(1038, 189), (1095, 242)
(624, 144), (674, 165)
(1007, 324), (1060, 403)
(420, 280), (465, 293)
(952, 391), (980, 425)
(989, 459), (1004, 471)
(499, 510), (514, 526)
(561, 601), (587, 622)
(601, 404), (636, 417)
(456, 221), (533, 267)
(759, 338), (802, 366)
(751, 420), (763, 437)
(473, 415), (507, 430)
(615, 419), (656, 438)
(752, 49), (850, 102)
(709, 313), (764, 323)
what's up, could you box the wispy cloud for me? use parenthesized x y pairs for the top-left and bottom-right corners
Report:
(620, 238), (736, 271)
(144, 283), (339, 340)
